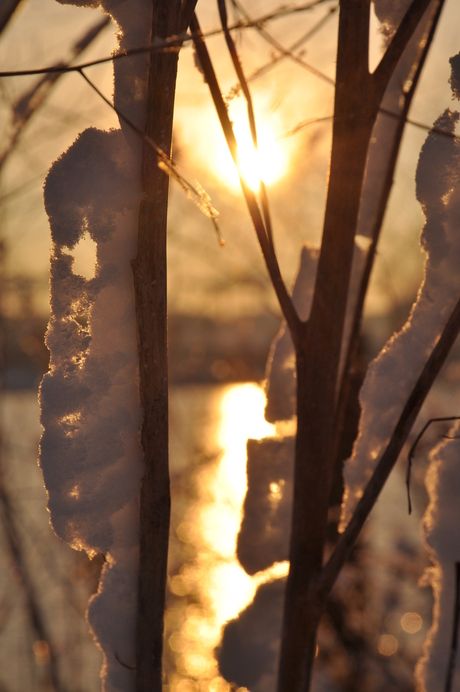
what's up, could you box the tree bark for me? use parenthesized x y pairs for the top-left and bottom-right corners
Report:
(277, 2), (442, 688)
(132, 2), (181, 690)
(277, 2), (375, 689)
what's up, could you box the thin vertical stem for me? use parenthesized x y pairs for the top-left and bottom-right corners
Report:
(133, 2), (181, 690)
(277, 3), (373, 689)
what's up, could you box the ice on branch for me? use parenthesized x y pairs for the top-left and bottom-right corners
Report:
(415, 424), (460, 690)
(340, 56), (460, 529)
(40, 1), (152, 690)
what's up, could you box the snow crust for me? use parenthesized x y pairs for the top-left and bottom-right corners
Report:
(373, 0), (414, 43)
(40, 1), (152, 689)
(415, 425), (460, 691)
(340, 54), (460, 530)
(237, 437), (294, 575)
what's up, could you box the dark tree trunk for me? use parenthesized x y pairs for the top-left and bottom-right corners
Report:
(132, 1), (182, 690)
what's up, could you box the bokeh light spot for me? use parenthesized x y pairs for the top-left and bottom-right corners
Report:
(378, 634), (398, 656)
(401, 612), (422, 633)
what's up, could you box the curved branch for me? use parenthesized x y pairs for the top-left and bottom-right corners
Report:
(191, 13), (301, 338)
(311, 290), (460, 612)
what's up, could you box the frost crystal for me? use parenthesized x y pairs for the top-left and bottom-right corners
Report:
(40, 2), (151, 690)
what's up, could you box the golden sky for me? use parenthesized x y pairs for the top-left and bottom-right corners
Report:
(0, 0), (460, 319)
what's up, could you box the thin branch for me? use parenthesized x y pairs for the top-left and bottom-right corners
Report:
(230, 0), (335, 86)
(0, 1), (334, 79)
(406, 416), (460, 514)
(0, 16), (111, 171)
(0, 172), (47, 205)
(239, 4), (338, 88)
(283, 108), (459, 141)
(191, 12), (301, 337)
(311, 290), (460, 612)
(78, 70), (221, 237)
(445, 562), (460, 692)
(281, 113), (333, 137)
(133, 2), (182, 687)
(217, 0), (274, 248)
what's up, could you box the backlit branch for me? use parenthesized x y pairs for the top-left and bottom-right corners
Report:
(312, 291), (460, 614)
(217, 0), (274, 247)
(191, 12), (301, 337)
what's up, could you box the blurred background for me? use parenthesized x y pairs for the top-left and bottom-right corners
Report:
(1, 0), (460, 690)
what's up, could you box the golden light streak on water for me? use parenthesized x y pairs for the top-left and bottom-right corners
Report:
(168, 383), (289, 692)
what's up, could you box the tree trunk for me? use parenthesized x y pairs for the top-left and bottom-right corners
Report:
(132, 2), (182, 690)
(277, 2), (376, 689)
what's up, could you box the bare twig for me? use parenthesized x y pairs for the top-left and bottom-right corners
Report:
(180, 0), (199, 32)
(313, 291), (460, 612)
(0, 1), (335, 79)
(230, 0), (335, 86)
(191, 12), (301, 337)
(78, 70), (221, 236)
(133, 2), (182, 690)
(239, 4), (338, 88)
(406, 416), (460, 514)
(217, 0), (274, 247)
(0, 16), (111, 171)
(276, 1), (449, 687)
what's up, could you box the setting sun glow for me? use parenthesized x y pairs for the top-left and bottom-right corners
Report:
(216, 119), (287, 192)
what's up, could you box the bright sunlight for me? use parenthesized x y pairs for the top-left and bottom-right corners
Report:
(215, 116), (288, 192)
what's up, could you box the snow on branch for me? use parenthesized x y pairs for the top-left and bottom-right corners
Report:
(340, 56), (460, 532)
(416, 422), (460, 691)
(39, 1), (152, 690)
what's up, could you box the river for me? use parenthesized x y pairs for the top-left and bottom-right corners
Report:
(0, 382), (439, 692)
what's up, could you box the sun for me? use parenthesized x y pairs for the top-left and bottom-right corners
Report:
(215, 117), (288, 193)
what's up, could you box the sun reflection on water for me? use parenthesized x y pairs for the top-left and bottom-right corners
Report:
(167, 383), (288, 692)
